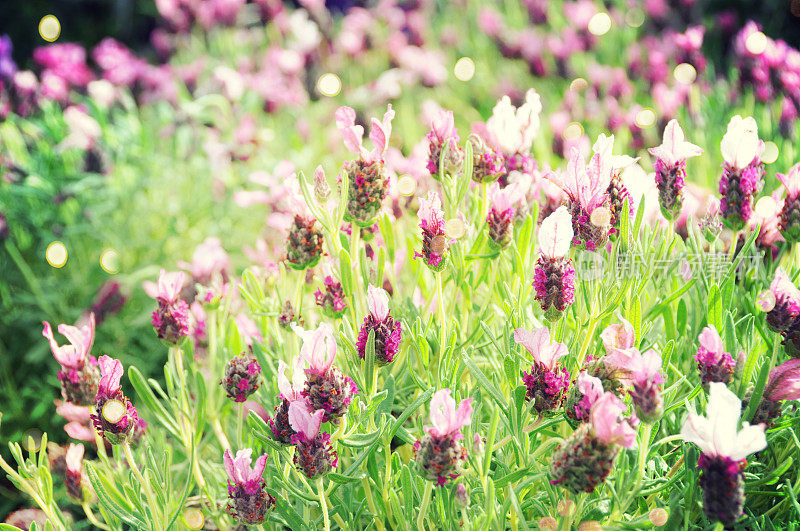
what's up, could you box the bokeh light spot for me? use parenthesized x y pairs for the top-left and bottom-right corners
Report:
(454, 57), (475, 81)
(745, 31), (768, 55)
(317, 73), (341, 97)
(100, 248), (120, 274)
(762, 141), (779, 164)
(23, 430), (43, 452)
(569, 78), (588, 92)
(397, 175), (416, 196)
(445, 218), (466, 239)
(625, 9), (645, 28)
(563, 122), (584, 140)
(635, 108), (656, 128)
(46, 241), (68, 268)
(102, 400), (126, 424)
(674, 63), (696, 84)
(39, 15), (61, 42)
(588, 12), (611, 36)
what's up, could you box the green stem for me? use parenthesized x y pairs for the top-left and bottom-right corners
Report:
(237, 402), (244, 449)
(436, 272), (447, 353)
(572, 317), (598, 373)
(82, 502), (111, 531)
(417, 481), (433, 530)
(362, 477), (386, 531)
(350, 224), (364, 324)
(122, 442), (162, 528)
(318, 479), (330, 531)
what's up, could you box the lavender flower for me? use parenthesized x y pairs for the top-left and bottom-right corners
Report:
(91, 356), (141, 445)
(268, 358), (306, 445)
(64, 443), (84, 501)
(648, 119), (703, 220)
(514, 327), (570, 413)
(356, 285), (402, 364)
(694, 326), (736, 385)
(221, 355), (262, 402)
(749, 359), (800, 426)
(223, 449), (276, 524)
(286, 214), (323, 270)
(486, 183), (522, 249)
(314, 275), (348, 319)
(777, 163), (800, 242)
(150, 269), (191, 344)
(605, 347), (664, 423)
(533, 206), (575, 320)
(43, 314), (99, 405)
(467, 134), (506, 183)
(426, 109), (463, 178)
(415, 191), (449, 272)
(413, 389), (473, 486)
(718, 116), (765, 230)
(681, 383), (767, 526)
(289, 402), (338, 478)
(758, 267), (800, 333)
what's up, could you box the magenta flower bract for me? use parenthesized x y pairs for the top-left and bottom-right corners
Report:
(223, 448), (275, 524)
(150, 269), (191, 343)
(718, 116), (765, 230)
(288, 401), (338, 478)
(515, 327), (570, 413)
(648, 119), (703, 219)
(356, 285), (402, 364)
(414, 389), (473, 486)
(694, 325), (736, 385)
(534, 206), (575, 320)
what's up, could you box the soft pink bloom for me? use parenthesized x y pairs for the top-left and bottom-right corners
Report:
(698, 325), (724, 357)
(721, 115), (761, 169)
(55, 401), (92, 424)
(223, 448), (268, 495)
(429, 110), (458, 142)
(681, 382), (767, 460)
(277, 358), (306, 402)
(777, 162), (800, 197)
(485, 89), (542, 155)
(154, 269), (185, 304)
(64, 422), (95, 442)
(59, 107), (102, 151)
(42, 314), (96, 370)
(418, 191), (445, 229)
(765, 359), (800, 401)
(487, 182), (523, 215)
(538, 206), (573, 258)
(513, 327), (568, 371)
(367, 285), (390, 321)
(292, 322), (337, 375)
(590, 392), (637, 448)
(97, 355), (123, 396)
(759, 267), (800, 312)
(578, 372), (604, 406)
(552, 143), (610, 214)
(600, 317), (635, 352)
(648, 119), (703, 167)
(425, 389), (473, 440)
(65, 443), (84, 474)
(335, 104), (395, 163)
(179, 237), (230, 283)
(605, 348), (664, 387)
(288, 400), (325, 440)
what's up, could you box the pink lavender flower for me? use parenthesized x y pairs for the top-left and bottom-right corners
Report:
(356, 285), (402, 364)
(313, 165), (331, 202)
(288, 401), (338, 478)
(694, 326), (736, 385)
(719, 116), (765, 230)
(179, 236), (231, 287)
(415, 191), (449, 272)
(467, 133), (506, 183)
(414, 389), (473, 486)
(550, 138), (613, 251)
(758, 267), (800, 333)
(777, 162), (800, 241)
(681, 382), (767, 526)
(750, 359), (800, 426)
(150, 269), (191, 343)
(0, 35), (17, 80)
(515, 327), (570, 413)
(337, 105), (395, 226)
(268, 358), (307, 445)
(484, 89), (542, 184)
(486, 183), (522, 249)
(223, 449), (275, 524)
(91, 355), (141, 445)
(33, 43), (93, 88)
(605, 347), (665, 422)
(550, 392), (636, 494)
(570, 371), (604, 423)
(600, 317), (635, 352)
(43, 314), (99, 405)
(293, 323), (357, 423)
(426, 109), (463, 177)
(221, 355), (262, 402)
(533, 206), (575, 320)
(314, 275), (348, 319)
(648, 119), (703, 220)
(64, 443), (84, 501)
(286, 214), (323, 270)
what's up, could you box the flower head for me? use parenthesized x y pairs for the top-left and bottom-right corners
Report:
(223, 449), (268, 496)
(589, 392), (637, 448)
(429, 110), (459, 143)
(367, 284), (390, 321)
(681, 382), (767, 461)
(600, 317), (635, 352)
(485, 89), (542, 155)
(42, 314), (95, 370)
(698, 325), (724, 359)
(292, 322), (337, 376)
(538, 206), (573, 259)
(513, 327), (568, 371)
(721, 115), (761, 170)
(155, 269), (185, 304)
(648, 119), (703, 167)
(487, 182), (522, 217)
(335, 104), (395, 164)
(425, 389), (473, 440)
(764, 359), (800, 402)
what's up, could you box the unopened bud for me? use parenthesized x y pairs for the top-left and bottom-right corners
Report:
(455, 484), (469, 507)
(578, 521), (602, 531)
(590, 206), (612, 228)
(538, 517), (557, 530)
(314, 166), (332, 202)
(649, 508), (668, 527)
(472, 434), (484, 453)
(557, 500), (575, 517)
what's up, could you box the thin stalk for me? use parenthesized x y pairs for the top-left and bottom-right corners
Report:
(82, 502), (111, 531)
(417, 481), (433, 530)
(237, 402), (244, 448)
(122, 441), (162, 528)
(362, 477), (386, 531)
(350, 225), (363, 320)
(436, 272), (447, 353)
(572, 317), (598, 373)
(318, 479), (330, 531)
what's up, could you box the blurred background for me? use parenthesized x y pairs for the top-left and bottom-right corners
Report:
(2, 0), (800, 525)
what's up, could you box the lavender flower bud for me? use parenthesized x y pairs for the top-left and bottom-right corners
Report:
(314, 276), (348, 319)
(533, 256), (576, 321)
(286, 215), (323, 270)
(549, 424), (619, 493)
(413, 434), (468, 486)
(221, 355), (262, 403)
(468, 134), (505, 183)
